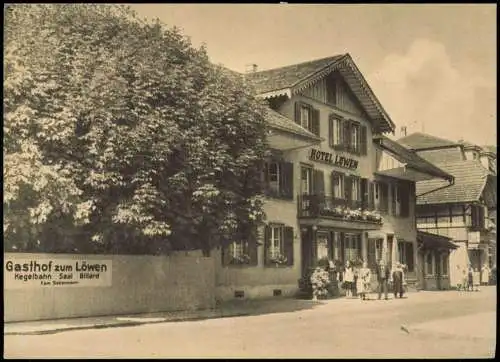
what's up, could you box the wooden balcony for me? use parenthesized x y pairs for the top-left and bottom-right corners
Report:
(297, 194), (383, 225)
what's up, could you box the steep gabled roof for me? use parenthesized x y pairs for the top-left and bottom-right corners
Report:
(481, 145), (497, 155)
(397, 132), (459, 150)
(373, 135), (453, 181)
(245, 53), (395, 133)
(416, 161), (491, 205)
(246, 55), (345, 94)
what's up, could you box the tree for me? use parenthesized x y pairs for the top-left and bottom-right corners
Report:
(4, 4), (268, 255)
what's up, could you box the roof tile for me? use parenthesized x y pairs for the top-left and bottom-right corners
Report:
(416, 161), (489, 205)
(397, 132), (458, 150)
(245, 55), (345, 94)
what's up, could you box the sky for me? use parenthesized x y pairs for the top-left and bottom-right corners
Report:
(130, 4), (497, 146)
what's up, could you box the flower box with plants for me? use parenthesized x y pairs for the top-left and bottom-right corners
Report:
(229, 254), (251, 265)
(319, 205), (383, 224)
(268, 254), (288, 266)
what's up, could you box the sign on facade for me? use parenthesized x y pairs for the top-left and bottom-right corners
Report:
(4, 258), (112, 289)
(309, 148), (359, 170)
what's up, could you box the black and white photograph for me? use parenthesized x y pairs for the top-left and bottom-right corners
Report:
(3, 3), (496, 358)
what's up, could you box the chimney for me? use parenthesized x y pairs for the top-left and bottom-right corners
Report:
(245, 63), (258, 74)
(400, 126), (407, 137)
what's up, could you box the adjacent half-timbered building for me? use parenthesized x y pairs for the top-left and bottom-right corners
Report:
(214, 55), (453, 301)
(398, 133), (497, 289)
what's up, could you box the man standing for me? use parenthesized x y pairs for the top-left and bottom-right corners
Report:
(376, 259), (390, 300)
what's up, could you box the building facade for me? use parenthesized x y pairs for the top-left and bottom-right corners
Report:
(398, 133), (497, 288)
(214, 55), (452, 301)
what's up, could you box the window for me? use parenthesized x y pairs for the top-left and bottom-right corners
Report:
(329, 116), (366, 155)
(374, 182), (380, 210)
(316, 233), (329, 261)
(441, 253), (448, 275)
(269, 226), (283, 260)
(295, 102), (320, 136)
(300, 105), (311, 130)
(436, 216), (450, 228)
(392, 184), (401, 216)
(223, 239), (256, 266)
(470, 205), (485, 230)
(264, 161), (294, 200)
(397, 241), (414, 272)
(378, 182), (389, 212)
(351, 177), (361, 201)
(425, 252), (434, 275)
(301, 166), (312, 195)
(344, 233), (361, 263)
(268, 163), (280, 195)
(265, 224), (294, 266)
(350, 123), (360, 153)
(329, 116), (344, 149)
(332, 172), (344, 199)
(326, 76), (337, 105)
(451, 215), (463, 227)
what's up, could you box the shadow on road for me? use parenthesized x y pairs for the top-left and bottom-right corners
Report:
(216, 297), (324, 318)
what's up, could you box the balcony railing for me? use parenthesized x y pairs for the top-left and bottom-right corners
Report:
(298, 194), (383, 223)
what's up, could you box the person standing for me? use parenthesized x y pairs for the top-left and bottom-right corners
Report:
(343, 261), (355, 298)
(392, 263), (404, 298)
(481, 264), (490, 286)
(467, 265), (474, 292)
(357, 261), (372, 301)
(376, 259), (390, 300)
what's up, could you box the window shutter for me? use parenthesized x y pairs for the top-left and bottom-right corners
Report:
(471, 206), (478, 229)
(248, 233), (258, 266)
(361, 178), (369, 209)
(313, 169), (325, 196)
(400, 182), (410, 217)
(339, 232), (345, 265)
(263, 161), (270, 195)
(344, 175), (352, 203)
(406, 242), (414, 272)
(331, 171), (339, 197)
(391, 184), (397, 215)
(335, 118), (343, 150)
(279, 161), (294, 200)
(328, 115), (334, 147)
(343, 120), (351, 151)
(328, 232), (335, 260)
(294, 102), (301, 125)
(311, 108), (320, 136)
(360, 125), (367, 155)
(479, 206), (485, 229)
(381, 183), (389, 212)
(264, 225), (271, 266)
(369, 181), (375, 209)
(284, 226), (294, 266)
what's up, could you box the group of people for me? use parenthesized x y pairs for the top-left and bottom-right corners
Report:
(459, 264), (494, 291)
(339, 259), (406, 301)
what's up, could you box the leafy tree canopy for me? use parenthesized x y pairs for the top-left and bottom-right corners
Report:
(4, 4), (268, 255)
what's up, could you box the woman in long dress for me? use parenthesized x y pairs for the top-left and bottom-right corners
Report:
(481, 265), (490, 286)
(357, 261), (371, 301)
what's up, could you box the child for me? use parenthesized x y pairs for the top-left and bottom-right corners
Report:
(357, 261), (371, 301)
(344, 261), (355, 298)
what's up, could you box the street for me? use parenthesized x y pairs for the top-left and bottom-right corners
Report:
(5, 287), (496, 358)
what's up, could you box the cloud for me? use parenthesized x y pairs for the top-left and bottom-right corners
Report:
(368, 38), (496, 145)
